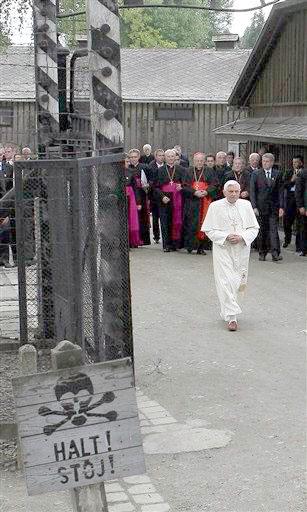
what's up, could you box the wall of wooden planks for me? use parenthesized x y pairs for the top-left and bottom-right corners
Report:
(249, 9), (307, 118)
(0, 101), (37, 150)
(0, 99), (243, 158)
(248, 140), (307, 170)
(123, 102), (242, 157)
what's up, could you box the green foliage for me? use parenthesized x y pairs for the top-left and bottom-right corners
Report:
(0, 23), (11, 47)
(58, 0), (233, 49)
(147, 0), (233, 49)
(241, 10), (266, 49)
(58, 0), (86, 46)
(120, 8), (177, 48)
(0, 0), (234, 49)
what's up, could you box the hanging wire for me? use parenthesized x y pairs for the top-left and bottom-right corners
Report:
(57, 0), (282, 18)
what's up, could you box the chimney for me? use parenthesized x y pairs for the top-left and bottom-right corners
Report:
(212, 34), (239, 51)
(76, 34), (88, 48)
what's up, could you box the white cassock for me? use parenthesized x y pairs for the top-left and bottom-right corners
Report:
(201, 198), (259, 322)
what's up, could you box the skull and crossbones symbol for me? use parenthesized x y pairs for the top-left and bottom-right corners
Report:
(38, 373), (117, 436)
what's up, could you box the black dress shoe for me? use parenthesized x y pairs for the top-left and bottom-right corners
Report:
(259, 255), (266, 261)
(272, 254), (283, 262)
(299, 252), (307, 257)
(163, 248), (171, 253)
(197, 249), (207, 255)
(154, 239), (160, 244)
(282, 242), (289, 248)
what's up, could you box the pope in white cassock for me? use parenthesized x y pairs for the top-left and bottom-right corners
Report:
(201, 180), (259, 331)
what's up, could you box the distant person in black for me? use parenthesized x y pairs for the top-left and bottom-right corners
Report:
(128, 149), (151, 245)
(215, 151), (228, 188)
(223, 157), (251, 200)
(1, 145), (15, 267)
(139, 144), (155, 166)
(282, 155), (304, 251)
(226, 151), (235, 170)
(295, 166), (307, 257)
(182, 152), (219, 255)
(205, 154), (216, 172)
(154, 149), (185, 252)
(148, 149), (165, 244)
(173, 145), (189, 168)
(246, 153), (261, 174)
(250, 153), (284, 262)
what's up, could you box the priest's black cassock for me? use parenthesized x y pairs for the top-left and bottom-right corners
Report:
(182, 167), (219, 253)
(154, 164), (185, 251)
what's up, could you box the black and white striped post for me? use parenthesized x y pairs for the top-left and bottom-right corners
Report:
(86, 0), (124, 154)
(33, 0), (60, 157)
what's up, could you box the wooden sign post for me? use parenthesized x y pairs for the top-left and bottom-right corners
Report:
(12, 341), (145, 504)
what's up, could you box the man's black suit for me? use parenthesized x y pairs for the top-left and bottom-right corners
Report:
(295, 169), (307, 255)
(282, 168), (301, 250)
(148, 160), (162, 242)
(250, 168), (283, 258)
(0, 161), (14, 265)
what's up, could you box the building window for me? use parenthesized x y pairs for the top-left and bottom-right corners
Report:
(0, 106), (13, 127)
(155, 106), (194, 121)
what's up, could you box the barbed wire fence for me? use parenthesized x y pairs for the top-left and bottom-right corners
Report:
(0, 1), (133, 361)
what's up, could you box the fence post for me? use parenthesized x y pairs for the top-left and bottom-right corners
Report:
(34, 197), (44, 336)
(33, 0), (60, 157)
(51, 340), (109, 511)
(86, 0), (124, 154)
(15, 164), (28, 344)
(17, 344), (38, 468)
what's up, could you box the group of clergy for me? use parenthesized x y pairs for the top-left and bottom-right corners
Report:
(124, 144), (307, 260)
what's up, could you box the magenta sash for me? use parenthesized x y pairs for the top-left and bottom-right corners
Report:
(161, 182), (183, 241)
(126, 186), (142, 247)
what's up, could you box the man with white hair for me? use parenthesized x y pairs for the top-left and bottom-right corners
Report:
(21, 147), (32, 160)
(223, 157), (251, 199)
(139, 144), (154, 165)
(201, 180), (259, 331)
(246, 153), (261, 174)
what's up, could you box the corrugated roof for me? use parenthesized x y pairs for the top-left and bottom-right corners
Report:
(76, 48), (251, 103)
(214, 117), (307, 146)
(0, 46), (250, 104)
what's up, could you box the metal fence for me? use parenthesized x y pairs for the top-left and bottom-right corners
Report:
(13, 154), (133, 362)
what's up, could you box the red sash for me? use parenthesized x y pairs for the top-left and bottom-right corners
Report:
(192, 181), (212, 240)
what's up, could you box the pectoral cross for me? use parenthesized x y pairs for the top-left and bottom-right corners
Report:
(230, 217), (238, 233)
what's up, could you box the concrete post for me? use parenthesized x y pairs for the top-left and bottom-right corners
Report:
(18, 344), (38, 468)
(51, 340), (109, 511)
(19, 344), (38, 375)
(86, 0), (124, 154)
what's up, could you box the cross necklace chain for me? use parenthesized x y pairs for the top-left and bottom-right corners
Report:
(193, 167), (204, 189)
(166, 165), (176, 185)
(228, 206), (238, 233)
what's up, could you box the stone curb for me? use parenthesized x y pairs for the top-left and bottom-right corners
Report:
(0, 337), (19, 352)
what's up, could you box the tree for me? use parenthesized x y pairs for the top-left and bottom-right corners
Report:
(0, 22), (11, 47)
(146, 0), (233, 49)
(120, 8), (177, 48)
(58, 0), (233, 49)
(0, 0), (234, 49)
(241, 10), (266, 49)
(58, 0), (86, 46)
